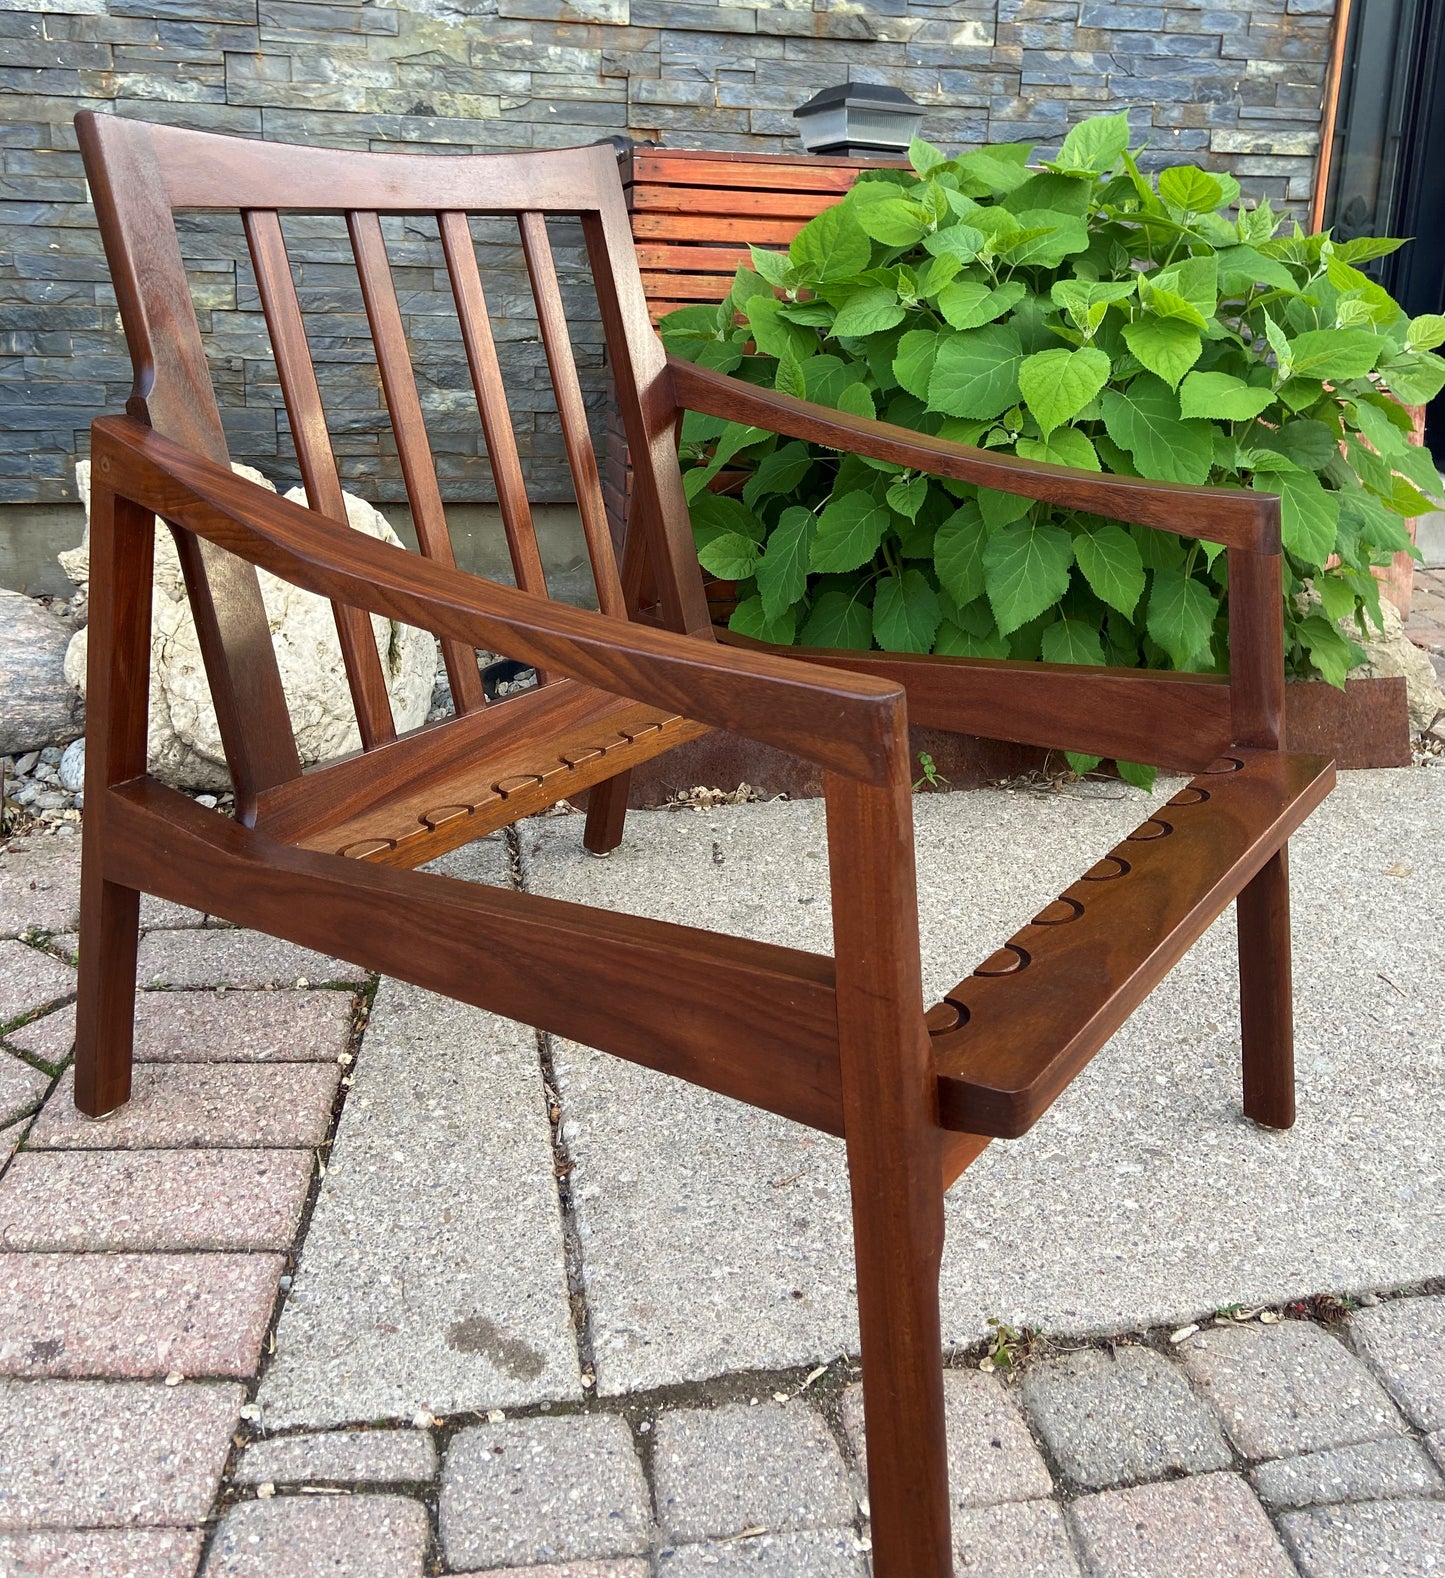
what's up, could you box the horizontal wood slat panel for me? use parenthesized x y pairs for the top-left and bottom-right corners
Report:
(631, 184), (840, 220)
(106, 778), (847, 1136)
(930, 749), (1335, 1138)
(633, 213), (807, 244)
(632, 151), (905, 188)
(640, 271), (742, 302)
(636, 243), (761, 272)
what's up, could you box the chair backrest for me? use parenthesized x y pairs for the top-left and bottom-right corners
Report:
(77, 112), (713, 800)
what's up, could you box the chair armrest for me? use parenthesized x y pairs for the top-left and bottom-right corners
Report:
(89, 415), (908, 787)
(667, 356), (1281, 553)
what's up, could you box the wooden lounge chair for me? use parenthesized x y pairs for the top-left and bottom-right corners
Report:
(75, 112), (1333, 1578)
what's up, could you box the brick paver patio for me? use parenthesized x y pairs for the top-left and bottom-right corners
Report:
(0, 765), (1442, 1576)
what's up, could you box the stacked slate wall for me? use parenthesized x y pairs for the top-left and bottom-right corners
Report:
(0, 0), (1338, 524)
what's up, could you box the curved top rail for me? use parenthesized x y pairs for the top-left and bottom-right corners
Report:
(75, 110), (622, 215)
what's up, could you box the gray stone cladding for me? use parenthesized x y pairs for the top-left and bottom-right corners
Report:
(0, 0), (1337, 514)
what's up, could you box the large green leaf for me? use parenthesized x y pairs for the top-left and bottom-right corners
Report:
(729, 594), (797, 646)
(755, 506), (816, 619)
(1178, 370), (1275, 422)
(1146, 569), (1217, 668)
(1377, 349), (1445, 405)
(936, 278), (1026, 330)
(1074, 522), (1146, 617)
(1296, 612), (1361, 688)
(744, 296), (814, 362)
(1040, 617), (1106, 665)
(1100, 375), (1214, 484)
(982, 520), (1075, 636)
(810, 491), (890, 572)
(801, 585), (873, 649)
(788, 204), (871, 283)
(1158, 164), (1225, 213)
(1256, 469), (1340, 565)
(742, 441), (813, 508)
(1018, 345), (1110, 434)
(855, 197), (929, 248)
(830, 287), (906, 339)
(1015, 428), (1101, 470)
(1050, 111), (1132, 176)
(933, 501), (989, 607)
(1007, 209), (1091, 267)
(1121, 316), (1202, 387)
(873, 569), (942, 652)
(928, 322), (1024, 420)
(1287, 328), (1384, 380)
(696, 529), (762, 582)
(893, 328), (946, 400)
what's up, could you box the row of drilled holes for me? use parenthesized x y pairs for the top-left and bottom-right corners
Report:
(336, 721), (670, 858)
(924, 757), (1244, 1035)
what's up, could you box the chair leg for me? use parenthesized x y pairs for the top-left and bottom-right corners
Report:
(73, 869), (139, 1117)
(849, 1139), (952, 1578)
(1237, 845), (1295, 1129)
(73, 478), (153, 1118)
(583, 769), (630, 855)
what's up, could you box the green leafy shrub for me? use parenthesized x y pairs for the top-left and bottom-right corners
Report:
(662, 112), (1445, 754)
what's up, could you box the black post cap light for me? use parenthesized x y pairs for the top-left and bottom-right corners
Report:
(792, 82), (925, 159)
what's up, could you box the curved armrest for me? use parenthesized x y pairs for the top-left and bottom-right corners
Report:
(90, 415), (907, 786)
(668, 356), (1280, 553)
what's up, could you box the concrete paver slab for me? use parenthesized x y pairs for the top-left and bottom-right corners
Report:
(201, 1494), (428, 1577)
(0, 1379), (241, 1529)
(135, 931), (367, 989)
(1178, 1320), (1407, 1460)
(0, 1252), (282, 1379)
(1069, 1472), (1295, 1576)
(1252, 1437), (1443, 1509)
(2, 1002), (74, 1066)
(3, 989), (356, 1070)
(522, 770), (1445, 1390)
(1018, 1344), (1232, 1489)
(0, 941), (74, 1028)
(841, 1371), (1053, 1508)
(0, 1150), (313, 1251)
(256, 979), (578, 1427)
(1280, 1498), (1445, 1577)
(236, 1429), (437, 1485)
(438, 1415), (651, 1571)
(652, 1402), (854, 1540)
(0, 1049), (48, 1127)
(0, 1527), (205, 1577)
(0, 840), (81, 938)
(28, 1063), (340, 1149)
(1349, 1294), (1445, 1432)
(950, 1500), (1081, 1577)
(655, 1530), (866, 1576)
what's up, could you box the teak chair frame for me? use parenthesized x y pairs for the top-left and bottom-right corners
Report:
(75, 112), (1333, 1578)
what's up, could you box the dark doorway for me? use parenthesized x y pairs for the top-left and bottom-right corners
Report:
(1323, 0), (1445, 459)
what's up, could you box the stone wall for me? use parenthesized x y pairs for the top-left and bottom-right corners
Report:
(0, 0), (1339, 525)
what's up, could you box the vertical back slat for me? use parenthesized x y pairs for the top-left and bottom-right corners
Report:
(438, 212), (549, 603)
(75, 111), (302, 814)
(348, 210), (487, 715)
(518, 210), (627, 619)
(244, 209), (397, 748)
(581, 196), (715, 637)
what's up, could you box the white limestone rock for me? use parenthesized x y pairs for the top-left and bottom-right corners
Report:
(62, 460), (436, 789)
(1347, 594), (1445, 736)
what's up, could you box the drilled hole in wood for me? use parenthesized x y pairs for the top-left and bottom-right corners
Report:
(1168, 786), (1210, 807)
(492, 774), (546, 798)
(1126, 818), (1174, 842)
(421, 804), (472, 832)
(1082, 855), (1131, 881)
(1203, 756), (1245, 774)
(338, 838), (394, 860)
(1031, 897), (1084, 926)
(925, 1001), (962, 1035)
(974, 943), (1030, 977)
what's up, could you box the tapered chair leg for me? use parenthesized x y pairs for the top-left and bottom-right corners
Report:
(73, 478), (153, 1118)
(583, 769), (630, 855)
(74, 867), (140, 1117)
(1237, 844), (1295, 1129)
